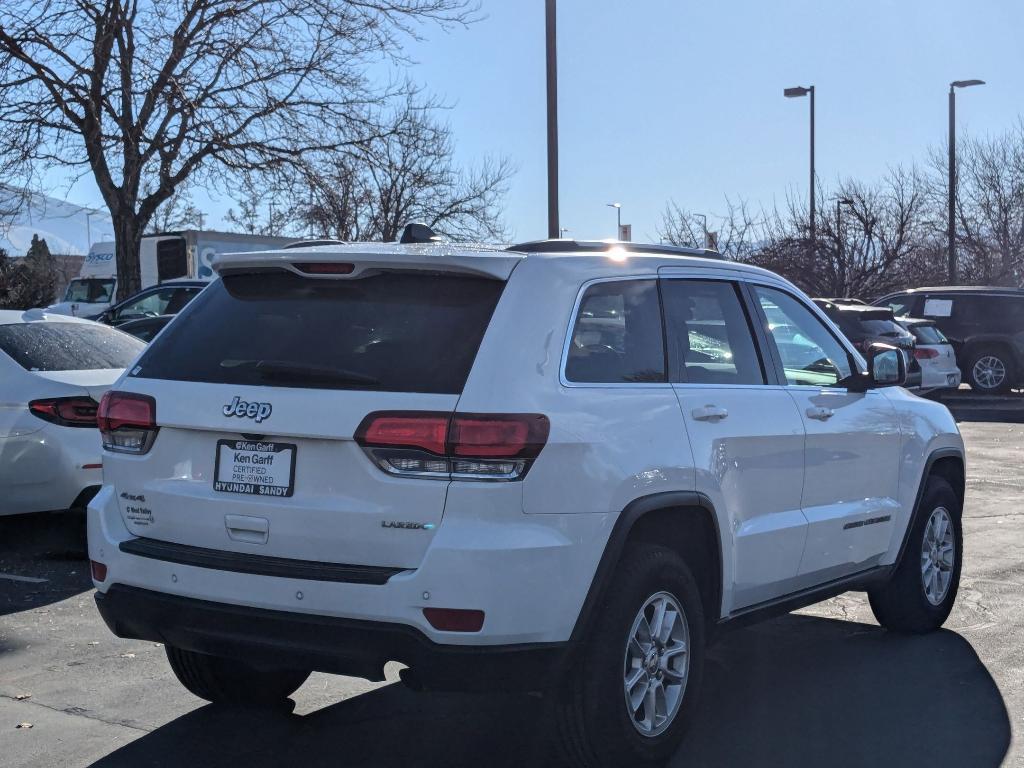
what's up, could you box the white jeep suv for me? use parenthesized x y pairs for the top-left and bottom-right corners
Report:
(89, 237), (965, 767)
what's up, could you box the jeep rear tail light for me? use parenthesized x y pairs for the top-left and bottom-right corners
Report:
(97, 391), (158, 454)
(914, 347), (939, 359)
(29, 397), (99, 428)
(355, 412), (549, 481)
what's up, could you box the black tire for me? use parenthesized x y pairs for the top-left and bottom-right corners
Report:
(869, 476), (962, 633)
(965, 346), (1014, 394)
(550, 544), (705, 768)
(165, 645), (310, 706)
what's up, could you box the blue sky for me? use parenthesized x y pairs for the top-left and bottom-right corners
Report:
(58, 0), (1024, 245)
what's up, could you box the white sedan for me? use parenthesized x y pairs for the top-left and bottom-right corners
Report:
(0, 310), (144, 516)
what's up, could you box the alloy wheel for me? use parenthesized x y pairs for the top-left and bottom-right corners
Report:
(973, 355), (1006, 390)
(921, 506), (955, 606)
(623, 591), (690, 737)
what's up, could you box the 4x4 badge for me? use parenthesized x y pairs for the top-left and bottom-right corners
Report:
(222, 396), (273, 423)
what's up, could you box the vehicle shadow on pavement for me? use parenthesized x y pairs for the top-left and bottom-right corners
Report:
(673, 614), (1011, 768)
(0, 513), (92, 617)
(88, 614), (1010, 768)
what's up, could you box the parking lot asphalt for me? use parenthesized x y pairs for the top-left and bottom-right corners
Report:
(1, 421), (1020, 768)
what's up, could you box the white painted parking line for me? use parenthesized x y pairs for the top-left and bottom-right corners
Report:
(0, 573), (48, 583)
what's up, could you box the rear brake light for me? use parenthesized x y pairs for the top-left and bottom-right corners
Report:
(357, 413), (449, 455)
(914, 348), (940, 359)
(423, 607), (485, 632)
(97, 391), (158, 454)
(355, 412), (549, 481)
(294, 262), (355, 275)
(29, 397), (99, 428)
(90, 560), (107, 582)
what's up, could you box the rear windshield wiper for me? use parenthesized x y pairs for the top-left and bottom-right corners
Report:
(220, 359), (381, 387)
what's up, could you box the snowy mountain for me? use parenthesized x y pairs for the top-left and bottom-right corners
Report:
(0, 185), (114, 256)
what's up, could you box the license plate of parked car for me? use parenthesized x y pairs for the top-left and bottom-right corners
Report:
(213, 439), (296, 497)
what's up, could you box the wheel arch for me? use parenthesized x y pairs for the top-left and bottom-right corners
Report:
(961, 336), (1020, 373)
(895, 447), (965, 568)
(567, 492), (724, 654)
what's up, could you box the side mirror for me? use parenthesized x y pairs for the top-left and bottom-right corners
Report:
(867, 343), (907, 387)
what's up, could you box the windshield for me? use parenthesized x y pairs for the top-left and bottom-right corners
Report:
(0, 322), (144, 371)
(63, 278), (116, 304)
(131, 270), (505, 394)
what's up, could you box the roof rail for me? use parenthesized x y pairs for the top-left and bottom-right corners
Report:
(506, 238), (721, 259)
(283, 239), (346, 249)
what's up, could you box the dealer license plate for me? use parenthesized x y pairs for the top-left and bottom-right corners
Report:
(213, 439), (296, 497)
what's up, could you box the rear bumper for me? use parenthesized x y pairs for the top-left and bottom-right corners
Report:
(95, 584), (565, 691)
(88, 483), (610, 647)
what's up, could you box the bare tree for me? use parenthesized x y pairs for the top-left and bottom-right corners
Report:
(146, 187), (203, 234)
(664, 169), (942, 300)
(660, 197), (764, 262)
(0, 0), (475, 298)
(954, 122), (1024, 286)
(289, 95), (514, 242)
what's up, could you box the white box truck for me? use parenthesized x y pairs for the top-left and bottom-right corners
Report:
(47, 230), (294, 318)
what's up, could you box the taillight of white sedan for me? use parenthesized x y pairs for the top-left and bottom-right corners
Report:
(0, 309), (144, 516)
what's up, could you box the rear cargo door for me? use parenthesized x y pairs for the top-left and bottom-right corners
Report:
(107, 269), (506, 570)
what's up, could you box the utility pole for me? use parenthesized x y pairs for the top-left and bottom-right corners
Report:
(545, 0), (559, 239)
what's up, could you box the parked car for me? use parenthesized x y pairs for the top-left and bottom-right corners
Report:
(813, 300), (922, 388)
(0, 310), (144, 516)
(874, 286), (1024, 394)
(897, 318), (962, 391)
(93, 280), (205, 326)
(117, 315), (174, 342)
(90, 235), (965, 767)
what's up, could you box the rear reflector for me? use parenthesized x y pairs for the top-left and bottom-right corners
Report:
(423, 607), (485, 632)
(294, 262), (355, 275)
(28, 397), (99, 428)
(914, 347), (940, 359)
(90, 560), (107, 582)
(97, 391), (158, 454)
(355, 412), (550, 480)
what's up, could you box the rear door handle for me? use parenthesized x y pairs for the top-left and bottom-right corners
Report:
(691, 405), (729, 422)
(806, 406), (834, 421)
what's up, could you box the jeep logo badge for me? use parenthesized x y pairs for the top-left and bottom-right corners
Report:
(222, 395), (273, 423)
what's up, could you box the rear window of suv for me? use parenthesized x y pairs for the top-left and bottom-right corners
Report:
(909, 324), (948, 344)
(0, 322), (143, 371)
(129, 271), (505, 394)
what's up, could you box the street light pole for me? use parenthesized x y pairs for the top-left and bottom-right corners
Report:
(836, 198), (854, 297)
(545, 0), (559, 239)
(948, 79), (985, 284)
(784, 85), (815, 256)
(607, 202), (621, 237)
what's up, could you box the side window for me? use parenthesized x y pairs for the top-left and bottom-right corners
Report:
(661, 280), (765, 385)
(565, 280), (665, 384)
(117, 289), (174, 320)
(884, 295), (918, 318)
(754, 286), (854, 387)
(164, 287), (201, 314)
